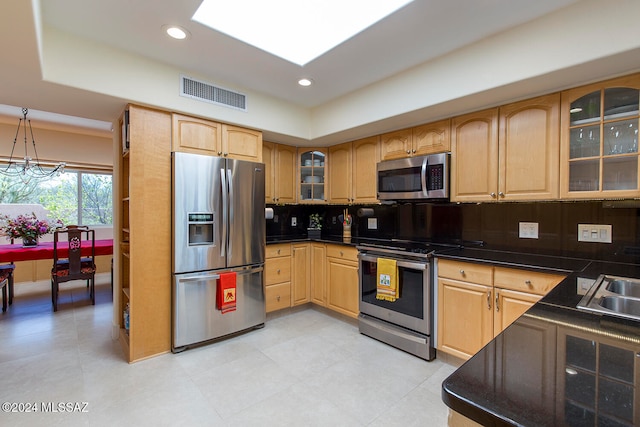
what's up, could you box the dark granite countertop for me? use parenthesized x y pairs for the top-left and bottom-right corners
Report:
(441, 258), (640, 427)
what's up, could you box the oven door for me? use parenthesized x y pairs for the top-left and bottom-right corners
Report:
(358, 253), (432, 335)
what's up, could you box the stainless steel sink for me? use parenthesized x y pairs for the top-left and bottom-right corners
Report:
(577, 275), (640, 321)
(605, 279), (640, 298)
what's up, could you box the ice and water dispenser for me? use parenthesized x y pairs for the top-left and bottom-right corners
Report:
(187, 213), (215, 246)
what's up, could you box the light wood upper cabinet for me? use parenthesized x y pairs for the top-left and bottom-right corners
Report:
(329, 136), (380, 204)
(452, 95), (560, 202)
(451, 108), (499, 202)
(352, 136), (380, 202)
(298, 149), (327, 203)
(172, 113), (222, 155)
(380, 128), (412, 160)
(412, 119), (451, 156)
(172, 113), (262, 162)
(560, 73), (640, 199)
(221, 124), (262, 162)
(263, 142), (296, 204)
(328, 142), (352, 204)
(380, 119), (450, 161)
(263, 141), (275, 203)
(498, 94), (560, 201)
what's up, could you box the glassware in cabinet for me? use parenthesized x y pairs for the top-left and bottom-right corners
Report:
(564, 77), (640, 196)
(299, 149), (326, 202)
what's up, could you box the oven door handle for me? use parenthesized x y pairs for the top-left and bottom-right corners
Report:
(359, 254), (427, 271)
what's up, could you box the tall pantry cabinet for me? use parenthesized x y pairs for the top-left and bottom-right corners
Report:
(117, 105), (172, 363)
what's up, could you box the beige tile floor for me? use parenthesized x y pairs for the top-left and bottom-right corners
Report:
(0, 276), (458, 426)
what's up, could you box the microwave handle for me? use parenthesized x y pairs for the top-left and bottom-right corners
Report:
(421, 156), (429, 196)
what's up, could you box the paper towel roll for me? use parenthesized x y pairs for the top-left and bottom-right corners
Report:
(357, 208), (374, 217)
(265, 207), (274, 220)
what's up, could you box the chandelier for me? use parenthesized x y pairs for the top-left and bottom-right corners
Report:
(1, 107), (65, 182)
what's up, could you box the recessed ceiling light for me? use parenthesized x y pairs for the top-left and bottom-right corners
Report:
(193, 0), (414, 66)
(298, 78), (313, 87)
(164, 25), (189, 40)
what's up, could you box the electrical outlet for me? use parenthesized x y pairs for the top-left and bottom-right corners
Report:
(368, 218), (378, 230)
(577, 224), (612, 243)
(519, 222), (539, 239)
(576, 277), (595, 295)
(291, 217), (297, 226)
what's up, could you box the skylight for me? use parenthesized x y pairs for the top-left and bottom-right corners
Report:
(192, 0), (414, 66)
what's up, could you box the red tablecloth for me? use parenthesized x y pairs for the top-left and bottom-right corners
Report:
(0, 239), (113, 263)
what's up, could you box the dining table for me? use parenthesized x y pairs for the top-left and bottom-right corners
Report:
(0, 239), (114, 262)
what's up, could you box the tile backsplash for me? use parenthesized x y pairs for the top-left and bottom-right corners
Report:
(266, 201), (640, 263)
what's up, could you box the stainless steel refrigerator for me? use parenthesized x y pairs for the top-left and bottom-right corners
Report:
(172, 151), (265, 352)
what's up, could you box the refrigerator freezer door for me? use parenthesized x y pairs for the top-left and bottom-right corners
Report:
(173, 152), (225, 273)
(227, 159), (265, 268)
(173, 265), (265, 350)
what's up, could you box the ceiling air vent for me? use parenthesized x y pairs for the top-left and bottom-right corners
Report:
(180, 75), (247, 111)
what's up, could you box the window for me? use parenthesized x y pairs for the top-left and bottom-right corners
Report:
(0, 170), (112, 226)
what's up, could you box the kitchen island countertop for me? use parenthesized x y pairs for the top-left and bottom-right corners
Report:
(439, 254), (640, 427)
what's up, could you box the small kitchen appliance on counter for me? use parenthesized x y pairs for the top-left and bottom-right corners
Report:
(172, 152), (265, 352)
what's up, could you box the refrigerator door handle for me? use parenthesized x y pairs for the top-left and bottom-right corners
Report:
(227, 168), (234, 257)
(178, 273), (221, 283)
(220, 168), (228, 258)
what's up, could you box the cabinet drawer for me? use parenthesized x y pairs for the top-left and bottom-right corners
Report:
(494, 267), (565, 295)
(438, 259), (493, 286)
(265, 257), (291, 285)
(325, 244), (358, 261)
(266, 243), (291, 258)
(265, 282), (291, 312)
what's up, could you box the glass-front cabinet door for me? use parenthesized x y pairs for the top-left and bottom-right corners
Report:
(298, 149), (327, 203)
(561, 74), (640, 198)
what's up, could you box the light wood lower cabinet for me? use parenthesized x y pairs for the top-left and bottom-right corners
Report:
(291, 243), (310, 306)
(437, 275), (494, 360)
(265, 242), (358, 318)
(265, 243), (291, 312)
(325, 244), (359, 318)
(437, 259), (565, 360)
(310, 243), (327, 306)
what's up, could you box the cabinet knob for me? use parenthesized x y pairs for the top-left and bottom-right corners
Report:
(340, 251), (344, 256)
(277, 269), (281, 274)
(406, 150), (411, 154)
(218, 151), (222, 155)
(490, 192), (496, 198)
(276, 295), (280, 301)
(412, 149), (416, 153)
(525, 280), (532, 287)
(487, 290), (492, 310)
(277, 249), (281, 254)
(459, 269), (465, 276)
(498, 192), (505, 197)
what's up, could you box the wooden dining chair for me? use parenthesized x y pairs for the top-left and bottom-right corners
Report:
(51, 225), (96, 312)
(0, 237), (16, 309)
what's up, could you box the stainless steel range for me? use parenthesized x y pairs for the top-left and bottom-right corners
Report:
(357, 241), (455, 360)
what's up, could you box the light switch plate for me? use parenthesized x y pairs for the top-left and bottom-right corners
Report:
(519, 222), (539, 239)
(577, 224), (612, 243)
(291, 217), (297, 226)
(368, 218), (378, 230)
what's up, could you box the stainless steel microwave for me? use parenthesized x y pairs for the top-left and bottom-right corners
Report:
(377, 153), (449, 201)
